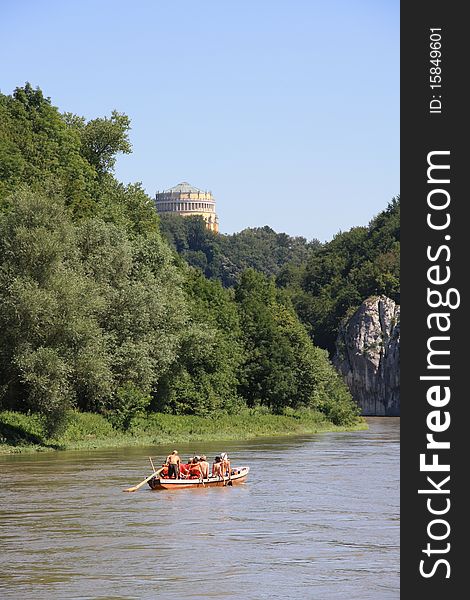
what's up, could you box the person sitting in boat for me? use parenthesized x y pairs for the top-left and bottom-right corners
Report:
(166, 450), (181, 479)
(176, 457), (195, 478)
(212, 456), (223, 478)
(199, 455), (209, 479)
(220, 452), (231, 477)
(178, 461), (190, 478)
(187, 457), (203, 479)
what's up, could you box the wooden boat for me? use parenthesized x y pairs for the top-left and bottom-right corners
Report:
(148, 466), (250, 490)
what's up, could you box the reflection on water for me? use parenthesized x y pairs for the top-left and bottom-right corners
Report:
(0, 418), (399, 599)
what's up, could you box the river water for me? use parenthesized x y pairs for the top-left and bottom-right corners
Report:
(0, 417), (399, 599)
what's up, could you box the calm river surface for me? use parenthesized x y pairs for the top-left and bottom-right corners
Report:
(0, 417), (399, 599)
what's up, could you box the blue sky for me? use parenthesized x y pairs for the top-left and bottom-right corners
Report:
(1, 0), (399, 241)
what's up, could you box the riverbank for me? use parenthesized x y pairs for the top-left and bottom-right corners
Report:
(0, 409), (367, 454)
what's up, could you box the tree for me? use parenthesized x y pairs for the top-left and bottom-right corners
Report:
(95, 178), (160, 236)
(155, 269), (243, 415)
(0, 189), (106, 432)
(234, 270), (358, 422)
(72, 110), (131, 177)
(0, 188), (187, 432)
(159, 214), (320, 286)
(0, 83), (97, 212)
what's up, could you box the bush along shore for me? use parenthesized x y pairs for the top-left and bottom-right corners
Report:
(0, 409), (367, 454)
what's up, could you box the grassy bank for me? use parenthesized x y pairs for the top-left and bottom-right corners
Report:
(0, 409), (367, 454)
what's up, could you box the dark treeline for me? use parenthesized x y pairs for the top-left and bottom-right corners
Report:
(160, 214), (321, 286)
(0, 84), (359, 435)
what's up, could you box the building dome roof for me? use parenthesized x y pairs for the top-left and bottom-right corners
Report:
(164, 182), (205, 194)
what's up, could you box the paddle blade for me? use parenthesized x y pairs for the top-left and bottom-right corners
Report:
(123, 469), (161, 493)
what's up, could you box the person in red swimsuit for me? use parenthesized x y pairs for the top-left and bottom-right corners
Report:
(178, 462), (190, 478)
(188, 458), (203, 479)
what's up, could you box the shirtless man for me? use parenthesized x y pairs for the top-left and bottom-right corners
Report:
(166, 450), (180, 479)
(199, 455), (209, 479)
(220, 453), (231, 477)
(219, 452), (232, 485)
(212, 456), (223, 478)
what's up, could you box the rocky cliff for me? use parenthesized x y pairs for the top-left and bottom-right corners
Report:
(333, 296), (400, 416)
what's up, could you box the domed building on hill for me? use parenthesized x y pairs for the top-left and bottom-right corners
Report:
(154, 182), (219, 232)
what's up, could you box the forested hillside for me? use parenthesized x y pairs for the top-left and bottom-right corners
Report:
(0, 84), (359, 437)
(160, 214), (320, 286)
(277, 199), (400, 352)
(160, 198), (400, 355)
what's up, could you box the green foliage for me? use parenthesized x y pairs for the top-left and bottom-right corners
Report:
(0, 83), (97, 213)
(159, 215), (320, 286)
(1, 84), (135, 220)
(0, 189), (186, 432)
(68, 110), (131, 176)
(15, 347), (71, 436)
(159, 200), (399, 362)
(96, 179), (160, 236)
(0, 410), (49, 449)
(107, 383), (151, 430)
(0, 84), (366, 436)
(0, 409), (366, 453)
(278, 197), (400, 352)
(155, 269), (244, 416)
(220, 226), (319, 283)
(235, 270), (359, 422)
(59, 410), (116, 441)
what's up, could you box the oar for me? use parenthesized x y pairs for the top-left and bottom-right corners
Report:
(149, 456), (157, 472)
(123, 467), (163, 493)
